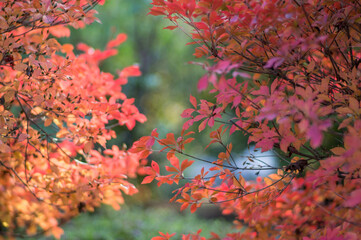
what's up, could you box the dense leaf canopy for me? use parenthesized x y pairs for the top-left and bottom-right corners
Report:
(134, 0), (361, 239)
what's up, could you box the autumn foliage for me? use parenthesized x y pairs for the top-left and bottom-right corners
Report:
(0, 0), (146, 238)
(132, 0), (361, 239)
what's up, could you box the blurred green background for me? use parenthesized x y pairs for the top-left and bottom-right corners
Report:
(31, 205), (235, 240)
(29, 0), (237, 239)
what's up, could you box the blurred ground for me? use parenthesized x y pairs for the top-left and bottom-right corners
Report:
(30, 204), (236, 240)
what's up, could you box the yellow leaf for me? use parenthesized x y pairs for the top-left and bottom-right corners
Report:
(320, 77), (330, 93)
(307, 60), (315, 72)
(276, 181), (285, 189)
(4, 90), (14, 103)
(56, 129), (69, 138)
(264, 177), (273, 186)
(44, 118), (53, 127)
(51, 226), (64, 239)
(210, 197), (218, 203)
(0, 16), (9, 29)
(317, 94), (330, 102)
(338, 118), (352, 130)
(331, 147), (345, 156)
(67, 114), (76, 124)
(0, 140), (11, 153)
(268, 173), (282, 181)
(33, 95), (44, 105)
(14, 151), (22, 160)
(62, 44), (74, 54)
(31, 106), (43, 115)
(53, 118), (62, 127)
(232, 175), (246, 191)
(47, 38), (61, 49)
(0, 85), (11, 93)
(14, 63), (27, 72)
(349, 97), (359, 113)
(84, 141), (93, 153)
(336, 107), (352, 115)
(26, 223), (37, 235)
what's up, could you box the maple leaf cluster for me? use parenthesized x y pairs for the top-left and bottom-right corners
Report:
(133, 0), (361, 239)
(0, 0), (146, 238)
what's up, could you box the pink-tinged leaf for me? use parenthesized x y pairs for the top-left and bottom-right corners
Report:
(271, 79), (279, 93)
(214, 60), (232, 73)
(162, 133), (175, 145)
(183, 137), (195, 145)
(183, 119), (195, 130)
(190, 203), (198, 213)
(280, 134), (296, 153)
(181, 108), (195, 118)
(298, 119), (309, 133)
(77, 42), (90, 52)
(51, 226), (64, 240)
(229, 124), (237, 135)
(181, 159), (194, 171)
(349, 97), (359, 112)
(338, 118), (352, 130)
(252, 86), (270, 96)
(194, 114), (205, 122)
(208, 116), (215, 127)
(151, 237), (164, 240)
(18, 133), (28, 142)
(165, 166), (178, 173)
(233, 96), (242, 108)
(264, 57), (284, 69)
(198, 119), (208, 132)
(169, 156), (180, 170)
(0, 140), (11, 153)
(151, 128), (159, 138)
(233, 71), (251, 79)
(151, 161), (160, 174)
(142, 175), (155, 184)
(120, 65), (141, 77)
(163, 25), (177, 30)
(344, 189), (361, 207)
(255, 138), (275, 152)
(148, 7), (166, 16)
(205, 139), (218, 149)
(159, 146), (168, 153)
(43, 15), (55, 24)
(189, 94), (197, 109)
(159, 232), (176, 239)
(186, 41), (200, 46)
(167, 151), (175, 160)
(330, 147), (345, 155)
(49, 25), (71, 38)
(165, 2), (185, 14)
(180, 202), (189, 211)
(106, 33), (127, 49)
(183, 131), (195, 137)
(307, 124), (322, 148)
(146, 137), (155, 150)
(197, 74), (208, 91)
(194, 21), (209, 30)
(84, 141), (93, 153)
(209, 73), (217, 85)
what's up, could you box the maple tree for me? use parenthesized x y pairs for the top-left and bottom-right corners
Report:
(132, 0), (361, 239)
(0, 0), (146, 238)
